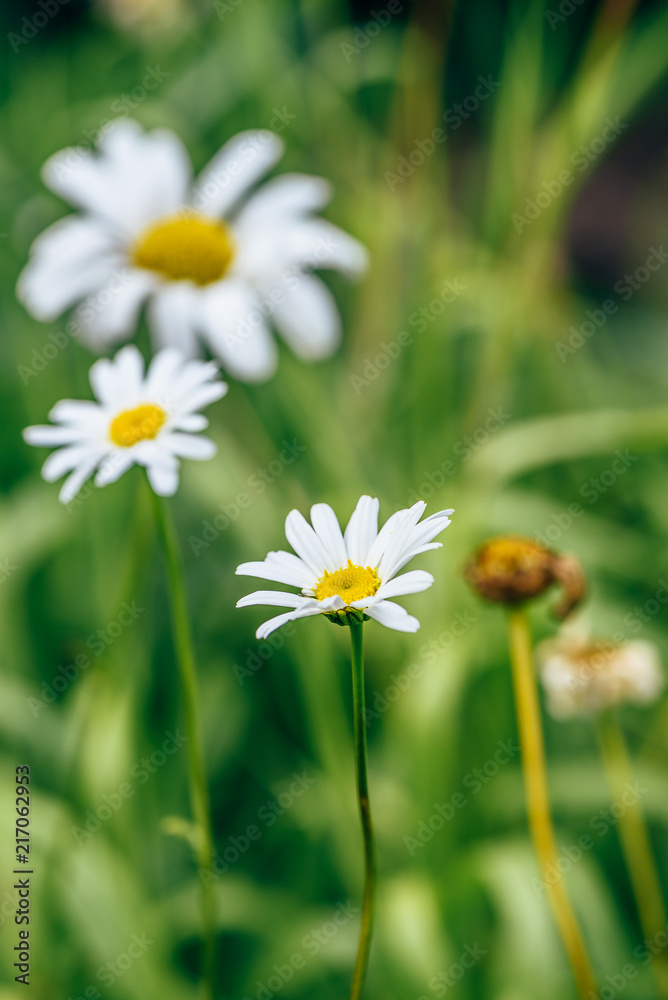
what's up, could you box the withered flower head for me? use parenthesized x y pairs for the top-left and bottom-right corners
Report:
(464, 535), (586, 619)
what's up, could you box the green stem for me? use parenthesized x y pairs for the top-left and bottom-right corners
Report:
(597, 713), (668, 998)
(150, 490), (216, 1000)
(507, 608), (597, 1000)
(348, 622), (377, 1000)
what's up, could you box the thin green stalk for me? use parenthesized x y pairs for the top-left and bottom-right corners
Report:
(150, 490), (216, 1000)
(597, 713), (668, 998)
(349, 622), (377, 1000)
(507, 608), (597, 1000)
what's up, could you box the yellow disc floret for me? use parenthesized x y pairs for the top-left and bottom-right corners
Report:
(110, 404), (166, 447)
(315, 559), (381, 605)
(132, 213), (235, 285)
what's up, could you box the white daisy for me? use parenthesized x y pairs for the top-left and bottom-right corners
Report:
(236, 496), (454, 639)
(17, 119), (368, 382)
(23, 344), (227, 502)
(537, 627), (665, 718)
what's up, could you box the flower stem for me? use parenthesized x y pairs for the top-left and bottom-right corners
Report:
(151, 491), (216, 1000)
(597, 713), (668, 997)
(348, 621), (377, 1000)
(507, 608), (597, 999)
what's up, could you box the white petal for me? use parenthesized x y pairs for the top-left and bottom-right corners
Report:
(49, 400), (105, 426)
(89, 345), (146, 410)
(236, 551), (314, 589)
(171, 413), (208, 431)
(310, 503), (348, 569)
(24, 425), (91, 447)
(273, 220), (369, 275)
(42, 445), (100, 482)
(365, 600), (420, 632)
(43, 120), (192, 239)
(145, 347), (187, 395)
(255, 606), (322, 640)
(147, 284), (201, 358)
(192, 130), (284, 218)
(235, 174), (332, 230)
(199, 279), (278, 382)
(18, 250), (121, 323)
(94, 450), (136, 486)
(285, 509), (334, 575)
(58, 452), (104, 503)
(162, 433), (216, 460)
(344, 496), (380, 565)
(73, 269), (154, 350)
(366, 508), (412, 570)
(375, 570), (434, 600)
(17, 216), (122, 321)
(146, 460), (180, 496)
(236, 591), (309, 610)
(270, 274), (341, 360)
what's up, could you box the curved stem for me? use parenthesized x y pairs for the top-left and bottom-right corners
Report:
(597, 713), (668, 997)
(349, 622), (377, 1000)
(507, 608), (597, 1000)
(151, 491), (216, 1000)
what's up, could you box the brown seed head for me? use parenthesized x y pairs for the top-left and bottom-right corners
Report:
(464, 535), (586, 619)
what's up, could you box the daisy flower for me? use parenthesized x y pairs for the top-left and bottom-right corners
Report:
(23, 344), (226, 502)
(17, 119), (368, 381)
(236, 496), (454, 638)
(537, 627), (665, 718)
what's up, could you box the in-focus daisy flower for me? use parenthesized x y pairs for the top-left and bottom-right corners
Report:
(236, 496), (454, 638)
(538, 628), (665, 718)
(18, 120), (368, 382)
(23, 345), (226, 502)
(465, 535), (586, 620)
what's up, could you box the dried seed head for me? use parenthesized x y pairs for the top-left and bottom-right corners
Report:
(464, 535), (586, 619)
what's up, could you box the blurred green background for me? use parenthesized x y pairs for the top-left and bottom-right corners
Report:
(1, 0), (668, 997)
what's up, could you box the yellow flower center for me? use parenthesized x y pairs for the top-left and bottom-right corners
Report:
(110, 404), (166, 447)
(132, 213), (235, 285)
(314, 560), (381, 605)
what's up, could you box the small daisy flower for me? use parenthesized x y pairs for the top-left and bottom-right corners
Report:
(236, 496), (454, 638)
(538, 628), (665, 718)
(18, 120), (368, 382)
(23, 345), (226, 502)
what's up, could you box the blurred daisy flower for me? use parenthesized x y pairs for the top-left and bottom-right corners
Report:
(23, 345), (226, 502)
(236, 496), (454, 638)
(537, 627), (665, 718)
(18, 120), (368, 382)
